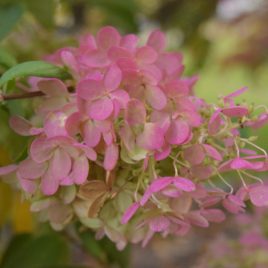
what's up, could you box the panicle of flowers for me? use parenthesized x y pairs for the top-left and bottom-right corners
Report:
(0, 26), (267, 249)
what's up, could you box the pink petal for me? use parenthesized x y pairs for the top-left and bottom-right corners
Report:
(18, 158), (47, 179)
(104, 143), (119, 171)
(9, 116), (42, 136)
(203, 144), (222, 161)
(230, 158), (259, 170)
(184, 144), (205, 165)
(249, 185), (268, 207)
(82, 121), (101, 147)
(165, 80), (190, 98)
(154, 144), (171, 161)
(30, 137), (54, 163)
(0, 164), (17, 175)
(172, 177), (196, 192)
(140, 177), (173, 206)
(246, 113), (268, 129)
(121, 34), (138, 50)
(61, 50), (78, 72)
(83, 146), (97, 161)
(201, 196), (223, 208)
(147, 30), (166, 52)
(142, 65), (162, 84)
(40, 169), (59, 195)
(149, 216), (170, 232)
(83, 50), (110, 67)
(224, 87), (248, 104)
(151, 111), (170, 132)
(50, 148), (72, 179)
(200, 209), (226, 223)
(157, 52), (183, 76)
(19, 178), (37, 193)
(108, 46), (132, 61)
(163, 187), (182, 198)
(174, 222), (191, 236)
(145, 86), (167, 110)
(113, 99), (122, 119)
(125, 99), (146, 126)
(121, 202), (140, 224)
(110, 89), (129, 109)
(137, 123), (164, 150)
(183, 110), (202, 128)
(187, 211), (209, 227)
(65, 112), (81, 137)
(150, 177), (174, 192)
(66, 155), (89, 184)
(96, 26), (121, 50)
(228, 194), (246, 207)
(96, 120), (112, 133)
(208, 109), (222, 135)
(79, 34), (96, 51)
(222, 195), (245, 214)
(89, 97), (114, 121)
(104, 64), (122, 90)
(117, 58), (137, 71)
(44, 112), (68, 138)
(221, 106), (249, 117)
(37, 78), (68, 96)
(165, 119), (190, 145)
(103, 132), (113, 145)
(136, 46), (157, 64)
(236, 187), (249, 201)
(77, 79), (104, 100)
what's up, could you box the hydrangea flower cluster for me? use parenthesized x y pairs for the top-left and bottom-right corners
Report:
(0, 27), (267, 249)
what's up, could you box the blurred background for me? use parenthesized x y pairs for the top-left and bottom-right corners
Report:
(0, 0), (268, 267)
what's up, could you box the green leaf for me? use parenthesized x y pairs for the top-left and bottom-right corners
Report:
(0, 47), (17, 69)
(1, 233), (70, 268)
(0, 4), (24, 41)
(0, 61), (70, 87)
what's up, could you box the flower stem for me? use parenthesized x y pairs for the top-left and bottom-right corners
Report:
(1, 91), (45, 101)
(0, 87), (74, 101)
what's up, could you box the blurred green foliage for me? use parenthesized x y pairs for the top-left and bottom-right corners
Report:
(1, 233), (70, 268)
(0, 3), (24, 41)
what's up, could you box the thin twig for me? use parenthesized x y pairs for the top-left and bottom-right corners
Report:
(0, 87), (74, 101)
(1, 91), (45, 101)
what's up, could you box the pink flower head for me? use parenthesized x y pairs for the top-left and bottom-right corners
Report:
(18, 135), (95, 195)
(81, 26), (121, 68)
(77, 64), (129, 120)
(1, 27), (267, 249)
